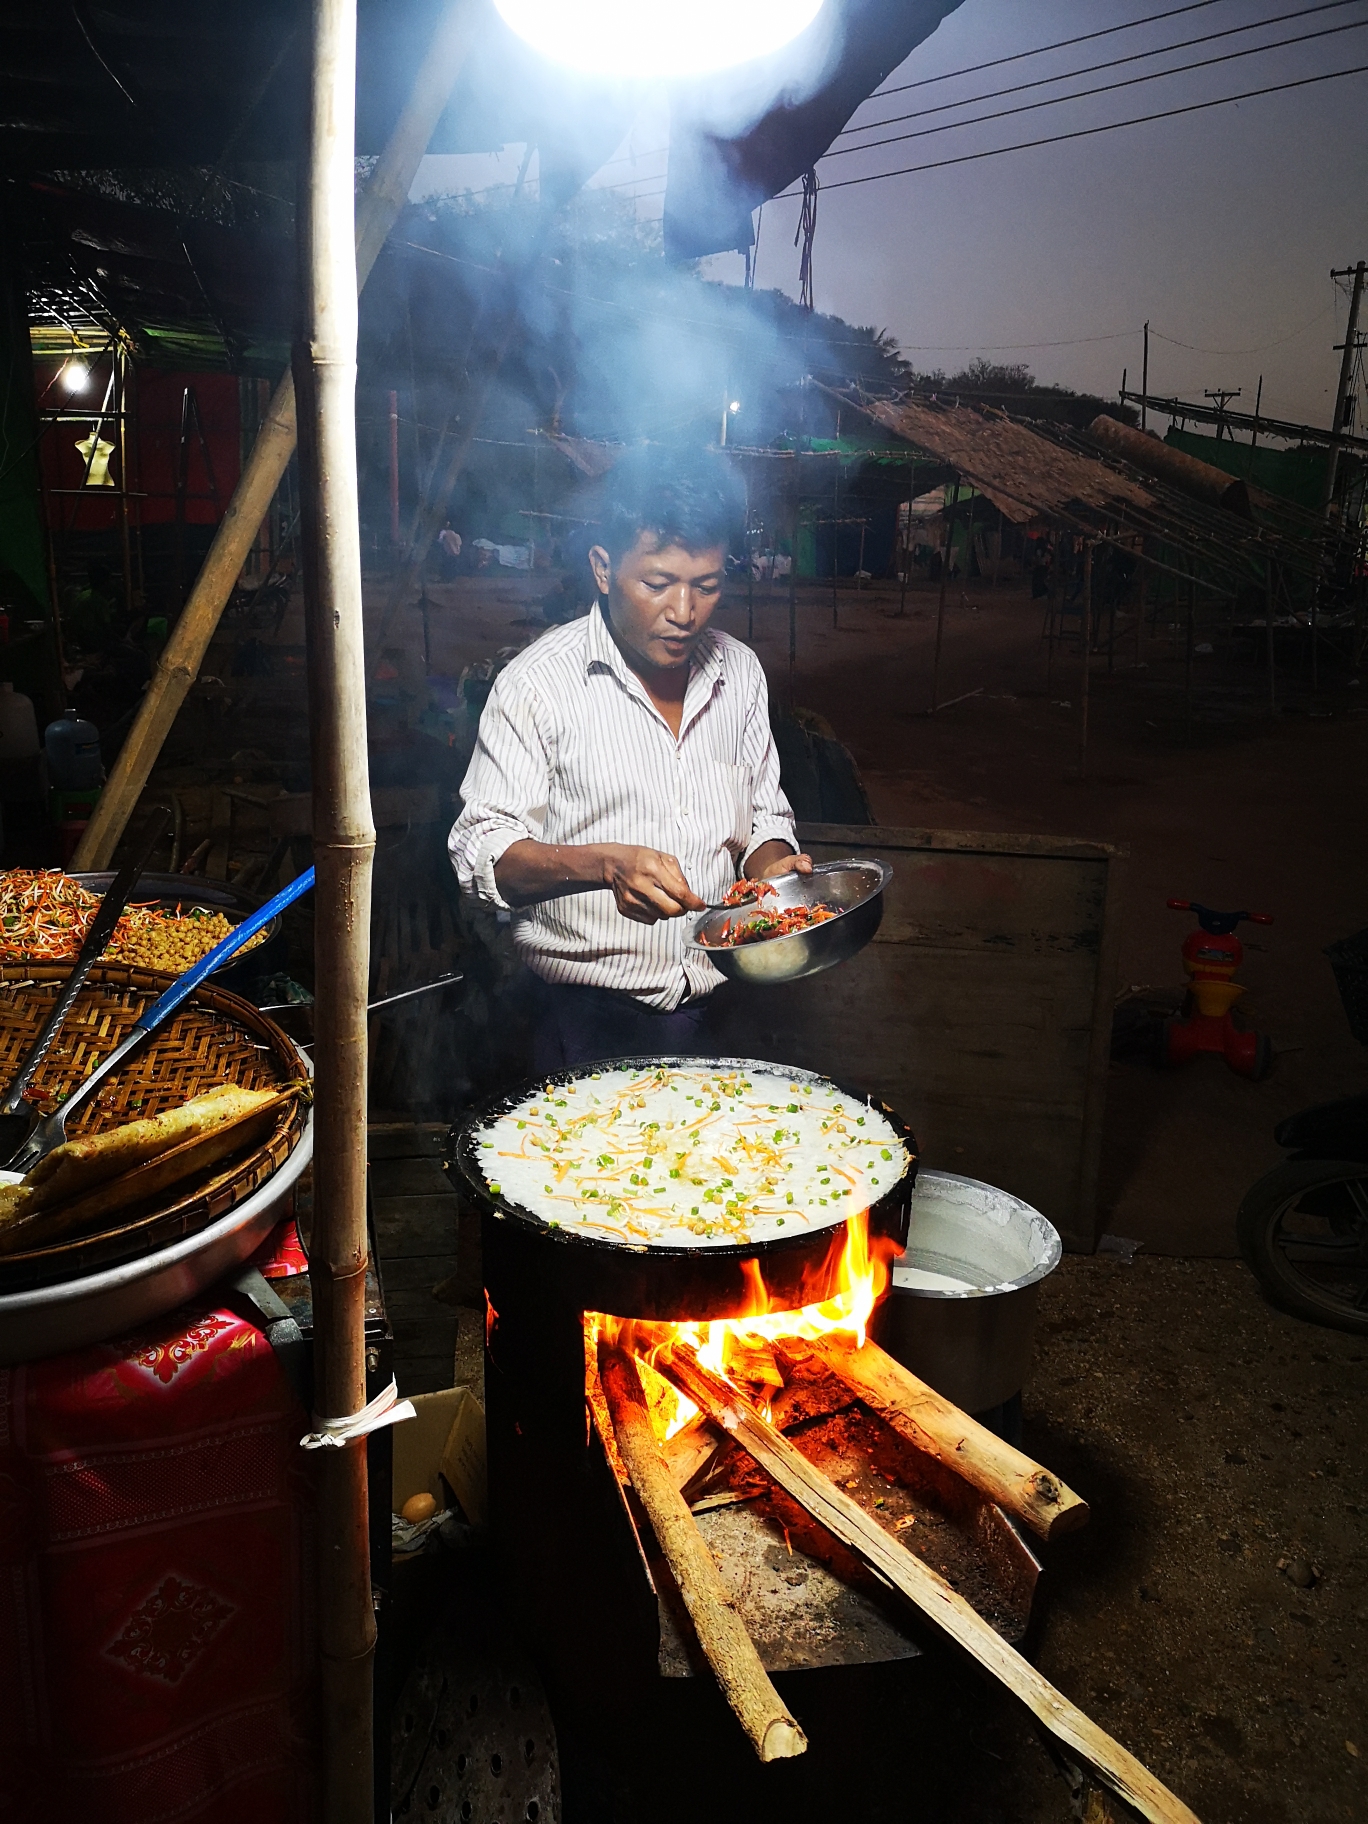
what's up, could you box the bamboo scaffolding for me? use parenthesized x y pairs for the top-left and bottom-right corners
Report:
(295, 3), (376, 1819)
(660, 1346), (1200, 1824)
(72, 0), (479, 872)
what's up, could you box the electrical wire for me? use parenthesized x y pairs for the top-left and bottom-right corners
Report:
(485, 25), (1368, 202)
(550, 0), (1275, 185)
(864, 0), (1232, 102)
(837, 0), (1363, 141)
(818, 15), (1368, 161)
(1148, 307), (1334, 355)
(754, 60), (1368, 198)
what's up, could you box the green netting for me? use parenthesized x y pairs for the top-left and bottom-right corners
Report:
(1165, 429), (1329, 512)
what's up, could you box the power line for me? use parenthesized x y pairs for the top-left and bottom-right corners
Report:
(861, 0), (1232, 103)
(449, 4), (1362, 196)
(820, 14), (1368, 162)
(1149, 307), (1335, 355)
(415, 36), (1368, 214)
(837, 0), (1361, 142)
(779, 60), (1368, 196)
(554, 0), (1253, 185)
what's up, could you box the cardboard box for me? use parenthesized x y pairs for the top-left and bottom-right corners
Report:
(390, 1385), (486, 1526)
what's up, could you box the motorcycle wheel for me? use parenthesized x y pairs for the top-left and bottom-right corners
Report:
(1237, 1159), (1368, 1334)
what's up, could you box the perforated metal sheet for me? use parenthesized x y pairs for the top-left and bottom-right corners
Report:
(392, 1623), (561, 1824)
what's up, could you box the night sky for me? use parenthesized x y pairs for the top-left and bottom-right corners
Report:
(414, 0), (1368, 431)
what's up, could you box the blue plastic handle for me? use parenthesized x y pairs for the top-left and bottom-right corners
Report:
(137, 867), (316, 1034)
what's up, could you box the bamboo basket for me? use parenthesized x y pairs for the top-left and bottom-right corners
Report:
(0, 964), (309, 1291)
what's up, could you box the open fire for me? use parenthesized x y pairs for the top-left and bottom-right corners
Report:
(591, 1210), (894, 1440)
(574, 1219), (1197, 1821)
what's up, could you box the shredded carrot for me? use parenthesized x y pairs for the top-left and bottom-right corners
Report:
(0, 868), (266, 969)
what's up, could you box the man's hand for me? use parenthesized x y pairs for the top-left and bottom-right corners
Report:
(747, 841), (815, 883)
(600, 845), (706, 924)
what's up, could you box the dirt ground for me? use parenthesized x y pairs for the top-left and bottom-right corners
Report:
(191, 567), (1368, 1821)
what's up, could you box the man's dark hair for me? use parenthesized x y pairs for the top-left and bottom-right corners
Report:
(598, 445), (744, 560)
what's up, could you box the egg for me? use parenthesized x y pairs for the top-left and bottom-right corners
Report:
(400, 1491), (437, 1524)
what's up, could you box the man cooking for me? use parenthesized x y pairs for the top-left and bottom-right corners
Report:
(449, 446), (810, 1072)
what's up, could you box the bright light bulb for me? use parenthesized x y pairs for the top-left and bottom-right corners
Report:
(63, 362), (89, 391)
(729, 401), (741, 413)
(494, 0), (825, 78)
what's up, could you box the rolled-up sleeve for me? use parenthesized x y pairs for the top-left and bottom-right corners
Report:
(448, 675), (551, 911)
(737, 657), (798, 867)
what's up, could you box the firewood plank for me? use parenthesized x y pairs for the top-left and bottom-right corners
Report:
(598, 1343), (806, 1764)
(663, 1347), (1198, 1824)
(811, 1334), (1089, 1540)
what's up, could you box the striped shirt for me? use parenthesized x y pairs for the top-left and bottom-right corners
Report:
(449, 603), (797, 1009)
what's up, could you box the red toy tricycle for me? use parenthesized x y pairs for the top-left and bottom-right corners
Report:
(1161, 899), (1274, 1079)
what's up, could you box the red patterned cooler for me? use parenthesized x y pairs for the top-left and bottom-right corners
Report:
(0, 1224), (317, 1822)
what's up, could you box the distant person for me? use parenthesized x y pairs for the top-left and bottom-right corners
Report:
(1031, 541), (1052, 600)
(437, 525), (463, 580)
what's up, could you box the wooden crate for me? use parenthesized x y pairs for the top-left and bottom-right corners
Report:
(712, 823), (1126, 1252)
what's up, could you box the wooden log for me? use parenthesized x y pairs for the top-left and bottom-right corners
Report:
(662, 1347), (1199, 1824)
(661, 1415), (725, 1494)
(597, 1344), (806, 1764)
(70, 0), (480, 872)
(810, 1334), (1089, 1541)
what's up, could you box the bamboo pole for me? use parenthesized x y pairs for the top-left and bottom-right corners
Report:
(1078, 541), (1093, 780)
(1265, 556), (1277, 718)
(72, 0), (478, 871)
(787, 491), (798, 705)
(296, 3), (376, 1818)
(1183, 572), (1195, 744)
(599, 1345), (806, 1762)
(931, 478), (959, 710)
(663, 1348), (1201, 1824)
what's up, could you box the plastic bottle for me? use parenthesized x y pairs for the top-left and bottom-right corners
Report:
(44, 714), (105, 790)
(0, 683), (40, 762)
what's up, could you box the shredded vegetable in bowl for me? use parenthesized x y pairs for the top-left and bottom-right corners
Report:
(0, 869), (267, 971)
(699, 879), (840, 949)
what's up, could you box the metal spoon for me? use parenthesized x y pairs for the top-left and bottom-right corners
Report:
(0, 806), (170, 1161)
(2, 866), (316, 1175)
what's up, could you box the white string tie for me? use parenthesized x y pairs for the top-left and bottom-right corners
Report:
(300, 1377), (416, 1451)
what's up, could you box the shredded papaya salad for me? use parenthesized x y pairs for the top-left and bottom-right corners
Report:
(0, 869), (266, 970)
(474, 1064), (909, 1249)
(700, 877), (840, 948)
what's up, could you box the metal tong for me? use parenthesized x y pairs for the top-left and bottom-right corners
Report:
(2, 865), (316, 1175)
(0, 807), (170, 1162)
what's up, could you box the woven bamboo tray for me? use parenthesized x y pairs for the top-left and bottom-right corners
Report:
(0, 963), (309, 1291)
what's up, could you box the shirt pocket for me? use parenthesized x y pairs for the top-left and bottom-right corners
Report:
(693, 760), (752, 854)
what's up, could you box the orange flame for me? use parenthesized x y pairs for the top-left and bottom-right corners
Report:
(591, 1212), (891, 1439)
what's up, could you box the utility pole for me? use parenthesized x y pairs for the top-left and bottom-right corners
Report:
(1322, 261), (1366, 515)
(1250, 375), (1263, 451)
(1204, 388), (1240, 441)
(1141, 322), (1149, 431)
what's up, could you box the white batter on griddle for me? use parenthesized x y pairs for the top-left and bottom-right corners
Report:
(473, 1063), (909, 1249)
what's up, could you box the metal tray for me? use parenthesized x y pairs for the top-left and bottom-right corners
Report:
(0, 1119), (312, 1365)
(0, 967), (311, 1293)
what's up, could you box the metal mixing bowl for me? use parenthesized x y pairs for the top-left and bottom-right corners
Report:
(685, 857), (891, 986)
